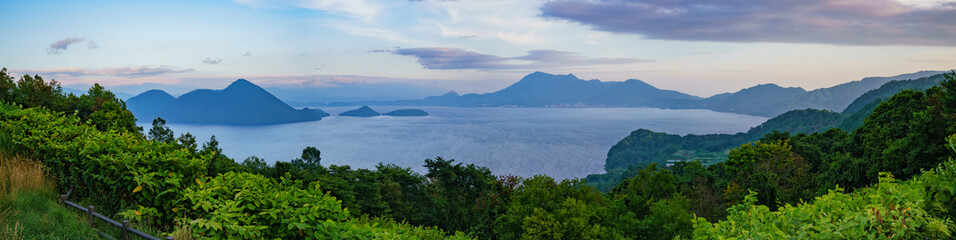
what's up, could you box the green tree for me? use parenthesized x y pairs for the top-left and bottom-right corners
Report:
(424, 157), (500, 234)
(495, 176), (618, 239)
(725, 140), (811, 210)
(148, 117), (175, 144)
(11, 74), (65, 110)
(0, 68), (15, 102)
(177, 133), (198, 153)
(74, 83), (140, 133)
(292, 146), (322, 170)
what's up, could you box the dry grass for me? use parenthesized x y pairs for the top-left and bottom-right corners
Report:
(0, 155), (50, 200)
(0, 220), (23, 240)
(169, 220), (196, 240)
(0, 154), (46, 240)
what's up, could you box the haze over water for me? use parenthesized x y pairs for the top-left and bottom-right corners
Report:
(154, 107), (767, 179)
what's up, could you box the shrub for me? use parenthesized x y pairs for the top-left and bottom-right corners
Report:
(184, 172), (348, 239)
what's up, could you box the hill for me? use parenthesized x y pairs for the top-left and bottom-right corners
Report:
(588, 72), (952, 191)
(127, 79), (329, 125)
(339, 106), (381, 117)
(126, 89), (175, 123)
(698, 84), (807, 116)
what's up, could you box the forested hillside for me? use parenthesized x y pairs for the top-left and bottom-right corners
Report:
(589, 72), (953, 191)
(1, 68), (954, 239)
(127, 79), (330, 125)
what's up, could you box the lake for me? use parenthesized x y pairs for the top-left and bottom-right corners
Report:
(152, 107), (768, 179)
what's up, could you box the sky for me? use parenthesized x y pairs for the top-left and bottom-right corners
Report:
(1, 0), (955, 97)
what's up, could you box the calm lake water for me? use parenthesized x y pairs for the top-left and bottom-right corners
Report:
(150, 107), (767, 179)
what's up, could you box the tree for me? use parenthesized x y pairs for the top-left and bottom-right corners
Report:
(724, 140), (810, 210)
(201, 135), (222, 155)
(148, 118), (175, 144)
(76, 84), (140, 133)
(495, 175), (619, 239)
(0, 68), (14, 102)
(291, 146), (321, 170)
(11, 74), (65, 110)
(424, 157), (499, 235)
(177, 133), (197, 153)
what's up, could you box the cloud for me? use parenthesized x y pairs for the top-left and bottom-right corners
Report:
(235, 0), (385, 21)
(540, 0), (956, 46)
(242, 52), (252, 56)
(12, 66), (195, 78)
(47, 38), (86, 54)
(390, 47), (650, 70)
(203, 57), (222, 64)
(87, 41), (99, 49)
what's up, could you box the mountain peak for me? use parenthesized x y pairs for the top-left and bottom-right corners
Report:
(517, 72), (582, 84)
(340, 105), (381, 117)
(226, 79), (261, 90)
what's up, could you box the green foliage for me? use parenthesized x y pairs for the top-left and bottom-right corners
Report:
(319, 217), (472, 240)
(149, 118), (175, 144)
(693, 173), (954, 239)
(725, 140), (811, 209)
(291, 146), (322, 170)
(75, 83), (141, 133)
(0, 103), (211, 227)
(184, 172), (348, 239)
(495, 176), (621, 239)
(423, 157), (501, 235)
(607, 163), (694, 239)
(693, 133), (956, 239)
(0, 70), (140, 134)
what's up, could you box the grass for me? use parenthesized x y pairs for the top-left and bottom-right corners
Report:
(0, 154), (99, 239)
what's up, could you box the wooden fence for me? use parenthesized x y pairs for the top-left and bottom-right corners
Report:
(59, 186), (173, 240)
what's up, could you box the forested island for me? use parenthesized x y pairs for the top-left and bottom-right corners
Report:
(127, 79), (330, 125)
(1, 68), (955, 239)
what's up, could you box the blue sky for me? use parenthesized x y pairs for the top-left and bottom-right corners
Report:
(2, 0), (955, 97)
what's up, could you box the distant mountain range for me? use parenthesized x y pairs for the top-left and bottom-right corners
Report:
(126, 70), (948, 125)
(127, 79), (329, 125)
(323, 70), (945, 117)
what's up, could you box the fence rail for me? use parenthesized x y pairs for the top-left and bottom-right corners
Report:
(59, 186), (172, 240)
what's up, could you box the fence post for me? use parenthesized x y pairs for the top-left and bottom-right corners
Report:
(122, 220), (130, 240)
(87, 206), (95, 227)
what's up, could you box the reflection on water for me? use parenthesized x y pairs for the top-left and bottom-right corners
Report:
(149, 106), (767, 179)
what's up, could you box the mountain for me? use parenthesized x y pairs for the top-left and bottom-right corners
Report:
(698, 84), (807, 116)
(127, 79), (329, 125)
(291, 70), (949, 117)
(126, 89), (175, 122)
(701, 71), (946, 117)
(339, 106), (381, 117)
(423, 72), (701, 107)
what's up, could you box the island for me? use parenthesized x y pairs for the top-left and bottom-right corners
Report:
(127, 79), (330, 125)
(384, 109), (429, 117)
(339, 106), (381, 117)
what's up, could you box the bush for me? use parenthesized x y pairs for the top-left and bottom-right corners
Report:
(184, 172), (349, 239)
(0, 103), (211, 226)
